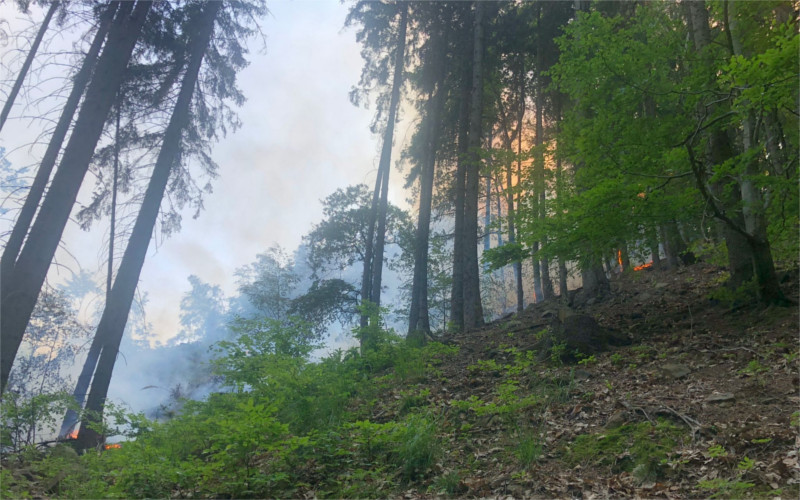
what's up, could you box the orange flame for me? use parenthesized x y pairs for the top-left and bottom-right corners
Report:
(633, 261), (653, 271)
(104, 443), (121, 450)
(68, 431), (78, 439)
(617, 250), (623, 271)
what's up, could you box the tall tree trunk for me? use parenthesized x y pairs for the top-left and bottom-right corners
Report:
(75, 1), (221, 449)
(59, 336), (101, 438)
(726, 2), (784, 303)
(408, 36), (447, 342)
(0, 1), (59, 132)
(570, 0), (607, 299)
(462, 1), (485, 330)
(513, 57), (525, 312)
(450, 38), (473, 333)
(661, 222), (687, 269)
(685, 0), (756, 291)
(0, 1), (150, 395)
(2, 1), (117, 288)
(369, 4), (408, 315)
(496, 54), (525, 313)
(554, 96), (570, 299)
(59, 91), (122, 439)
(359, 167), (381, 330)
(483, 175), (492, 255)
(495, 178), (503, 247)
(619, 240), (631, 271)
(534, 6), (553, 300)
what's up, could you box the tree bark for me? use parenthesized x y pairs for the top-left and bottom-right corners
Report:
(462, 1), (485, 330)
(554, 95), (569, 300)
(75, 1), (221, 449)
(359, 166), (381, 330)
(684, 0), (755, 290)
(369, 4), (407, 313)
(449, 37), (473, 333)
(570, 0), (607, 299)
(59, 90), (122, 439)
(2, 1), (117, 286)
(496, 54), (525, 313)
(1, 1), (150, 396)
(727, 2), (784, 303)
(409, 29), (447, 342)
(0, 1), (59, 132)
(534, 5), (553, 300)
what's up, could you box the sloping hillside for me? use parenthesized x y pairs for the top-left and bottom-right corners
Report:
(2, 263), (797, 499)
(358, 262), (799, 498)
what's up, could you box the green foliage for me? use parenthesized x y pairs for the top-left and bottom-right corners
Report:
(707, 279), (759, 308)
(289, 279), (359, 336)
(0, 314), (454, 499)
(0, 467), (32, 499)
(698, 477), (755, 499)
(690, 240), (729, 268)
(541, 0), (799, 280)
(737, 456), (756, 472)
(515, 432), (543, 466)
(0, 392), (76, 454)
(567, 419), (685, 481)
(549, 342), (567, 365)
(399, 388), (430, 415)
(431, 470), (462, 495)
(707, 444), (728, 458)
(468, 359), (501, 374)
(738, 359), (769, 377)
(395, 412), (439, 481)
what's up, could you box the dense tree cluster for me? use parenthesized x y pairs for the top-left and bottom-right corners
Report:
(345, 0), (796, 343)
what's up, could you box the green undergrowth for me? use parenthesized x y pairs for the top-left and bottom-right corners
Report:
(0, 316), (459, 499)
(566, 419), (687, 484)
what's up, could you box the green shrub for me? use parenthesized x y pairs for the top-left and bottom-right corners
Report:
(568, 419), (685, 481)
(394, 412), (439, 481)
(516, 432), (543, 466)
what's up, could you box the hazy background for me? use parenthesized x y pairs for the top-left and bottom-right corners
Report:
(0, 0), (414, 342)
(1, 1), (416, 413)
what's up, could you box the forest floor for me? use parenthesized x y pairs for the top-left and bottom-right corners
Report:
(356, 262), (800, 499)
(3, 262), (798, 499)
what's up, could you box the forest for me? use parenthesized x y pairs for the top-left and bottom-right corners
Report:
(0, 0), (798, 498)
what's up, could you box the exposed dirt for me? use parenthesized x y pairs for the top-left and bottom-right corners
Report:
(370, 262), (800, 498)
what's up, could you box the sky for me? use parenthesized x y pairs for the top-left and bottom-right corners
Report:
(0, 0), (416, 345)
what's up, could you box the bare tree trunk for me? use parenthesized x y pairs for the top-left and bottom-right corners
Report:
(0, 1), (59, 132)
(370, 4), (407, 315)
(483, 175), (492, 254)
(59, 90), (122, 439)
(685, 0), (755, 290)
(359, 167), (381, 329)
(450, 39), (472, 333)
(620, 240), (631, 271)
(727, 2), (784, 303)
(1, 1), (150, 395)
(554, 96), (570, 300)
(496, 54), (525, 313)
(2, 2), (117, 286)
(462, 1), (485, 330)
(75, 1), (220, 449)
(59, 336), (100, 438)
(409, 28), (447, 343)
(535, 3), (553, 301)
(569, 0), (607, 299)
